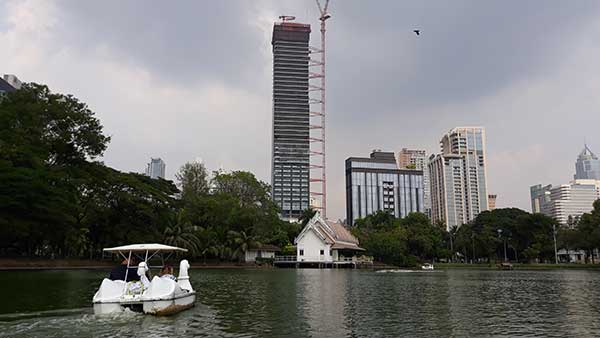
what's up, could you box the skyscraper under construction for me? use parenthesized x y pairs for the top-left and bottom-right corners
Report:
(271, 20), (311, 221)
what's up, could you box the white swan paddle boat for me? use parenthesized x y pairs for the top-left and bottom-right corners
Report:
(93, 244), (196, 316)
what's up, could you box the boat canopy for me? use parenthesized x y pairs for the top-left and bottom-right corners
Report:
(103, 243), (188, 253)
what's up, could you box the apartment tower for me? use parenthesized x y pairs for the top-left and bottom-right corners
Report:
(429, 127), (489, 230)
(398, 148), (431, 216)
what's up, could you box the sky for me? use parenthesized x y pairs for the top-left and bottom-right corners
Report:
(2, 0), (600, 221)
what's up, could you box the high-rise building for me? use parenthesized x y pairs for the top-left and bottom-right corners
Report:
(146, 158), (166, 179)
(488, 194), (497, 210)
(429, 127), (489, 230)
(2, 74), (21, 90)
(0, 75), (17, 94)
(398, 148), (431, 216)
(575, 144), (600, 180)
(271, 21), (311, 221)
(345, 150), (424, 225)
(530, 184), (552, 214)
(544, 180), (600, 225)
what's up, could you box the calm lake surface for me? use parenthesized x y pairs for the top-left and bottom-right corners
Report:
(1, 268), (600, 337)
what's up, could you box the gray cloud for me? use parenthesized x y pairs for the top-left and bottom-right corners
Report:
(2, 0), (600, 220)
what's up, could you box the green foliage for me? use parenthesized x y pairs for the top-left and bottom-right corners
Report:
(0, 84), (292, 261)
(566, 200), (600, 263)
(352, 211), (444, 266)
(299, 207), (317, 226)
(176, 161), (209, 203)
(454, 208), (557, 263)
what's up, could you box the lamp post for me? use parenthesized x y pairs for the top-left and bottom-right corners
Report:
(471, 231), (475, 264)
(497, 229), (508, 262)
(552, 222), (558, 264)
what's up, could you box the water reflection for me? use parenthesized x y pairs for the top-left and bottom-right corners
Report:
(2, 269), (600, 337)
(296, 269), (350, 338)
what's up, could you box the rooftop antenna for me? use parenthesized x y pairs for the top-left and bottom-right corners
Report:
(309, 0), (331, 219)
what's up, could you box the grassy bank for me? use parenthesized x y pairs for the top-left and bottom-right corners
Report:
(435, 262), (600, 270)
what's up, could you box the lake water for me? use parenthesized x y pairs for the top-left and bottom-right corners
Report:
(1, 268), (600, 337)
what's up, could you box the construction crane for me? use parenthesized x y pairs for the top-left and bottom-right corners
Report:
(310, 0), (331, 218)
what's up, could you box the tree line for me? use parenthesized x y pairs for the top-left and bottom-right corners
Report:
(3, 84), (600, 265)
(0, 83), (297, 260)
(352, 204), (600, 265)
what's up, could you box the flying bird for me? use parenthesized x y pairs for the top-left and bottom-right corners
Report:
(413, 29), (420, 36)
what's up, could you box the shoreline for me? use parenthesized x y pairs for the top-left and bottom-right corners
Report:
(2, 258), (600, 271)
(0, 258), (264, 271)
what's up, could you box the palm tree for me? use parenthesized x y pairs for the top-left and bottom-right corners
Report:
(299, 207), (317, 226)
(163, 211), (202, 256)
(228, 230), (261, 262)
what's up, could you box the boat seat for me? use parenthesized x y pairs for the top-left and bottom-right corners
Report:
(94, 278), (126, 302)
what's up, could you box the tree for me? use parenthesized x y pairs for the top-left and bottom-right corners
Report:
(176, 161), (209, 203)
(574, 200), (600, 263)
(163, 210), (202, 256)
(228, 230), (261, 262)
(299, 207), (317, 226)
(0, 83), (110, 167)
(0, 83), (112, 257)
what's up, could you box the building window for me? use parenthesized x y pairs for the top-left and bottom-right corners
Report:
(299, 249), (304, 256)
(329, 249), (332, 256)
(320, 249), (324, 255)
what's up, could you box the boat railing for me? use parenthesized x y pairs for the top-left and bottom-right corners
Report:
(274, 255), (297, 262)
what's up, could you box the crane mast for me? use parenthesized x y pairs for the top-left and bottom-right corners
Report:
(310, 0), (330, 219)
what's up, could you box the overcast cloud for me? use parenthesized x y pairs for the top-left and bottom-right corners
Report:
(2, 0), (600, 220)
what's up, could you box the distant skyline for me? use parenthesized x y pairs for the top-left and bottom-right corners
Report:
(2, 1), (600, 220)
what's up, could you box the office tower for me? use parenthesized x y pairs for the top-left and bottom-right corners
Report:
(546, 180), (600, 225)
(429, 127), (489, 230)
(488, 194), (497, 210)
(530, 184), (552, 214)
(574, 144), (600, 180)
(146, 158), (166, 179)
(271, 20), (311, 221)
(345, 150), (424, 225)
(2, 74), (21, 90)
(0, 76), (17, 94)
(398, 148), (431, 216)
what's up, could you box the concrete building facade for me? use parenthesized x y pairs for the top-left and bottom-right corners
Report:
(488, 194), (497, 210)
(271, 21), (311, 221)
(534, 180), (600, 225)
(429, 127), (489, 230)
(345, 151), (424, 225)
(398, 148), (431, 217)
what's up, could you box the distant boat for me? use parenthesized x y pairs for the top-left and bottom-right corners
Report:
(421, 263), (434, 270)
(92, 244), (196, 315)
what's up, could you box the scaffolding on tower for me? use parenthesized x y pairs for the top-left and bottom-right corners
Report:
(309, 0), (331, 219)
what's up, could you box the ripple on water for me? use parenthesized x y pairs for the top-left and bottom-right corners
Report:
(2, 269), (600, 337)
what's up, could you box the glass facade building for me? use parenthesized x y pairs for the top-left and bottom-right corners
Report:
(345, 151), (424, 225)
(271, 22), (311, 221)
(145, 158), (166, 179)
(575, 144), (600, 180)
(530, 184), (552, 214)
(429, 127), (489, 230)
